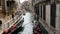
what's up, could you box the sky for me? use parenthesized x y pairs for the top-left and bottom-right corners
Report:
(20, 0), (28, 3)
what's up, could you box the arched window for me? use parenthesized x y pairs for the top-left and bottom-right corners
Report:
(0, 20), (2, 26)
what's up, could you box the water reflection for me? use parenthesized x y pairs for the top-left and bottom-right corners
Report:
(18, 12), (34, 34)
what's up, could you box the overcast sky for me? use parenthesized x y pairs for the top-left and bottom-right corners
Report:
(20, 0), (28, 3)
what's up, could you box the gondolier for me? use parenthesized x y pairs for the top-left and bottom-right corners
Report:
(33, 21), (42, 34)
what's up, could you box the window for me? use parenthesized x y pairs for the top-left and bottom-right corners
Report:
(7, 1), (15, 7)
(0, 0), (1, 6)
(35, 5), (39, 15)
(50, 3), (56, 28)
(41, 6), (42, 18)
(0, 20), (2, 26)
(34, 5), (39, 20)
(46, 0), (50, 2)
(39, 5), (41, 17)
(43, 5), (46, 20)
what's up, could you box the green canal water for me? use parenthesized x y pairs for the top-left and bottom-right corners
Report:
(11, 12), (34, 34)
(11, 27), (24, 34)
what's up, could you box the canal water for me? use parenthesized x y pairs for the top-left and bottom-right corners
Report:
(11, 12), (34, 34)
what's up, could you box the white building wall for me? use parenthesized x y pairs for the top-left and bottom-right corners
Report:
(46, 5), (50, 27)
(56, 4), (60, 34)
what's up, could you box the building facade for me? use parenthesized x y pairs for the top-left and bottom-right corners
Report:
(0, 0), (2, 13)
(0, 0), (18, 16)
(31, 0), (60, 34)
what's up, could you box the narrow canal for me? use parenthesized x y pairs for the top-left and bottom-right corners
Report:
(11, 12), (34, 34)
